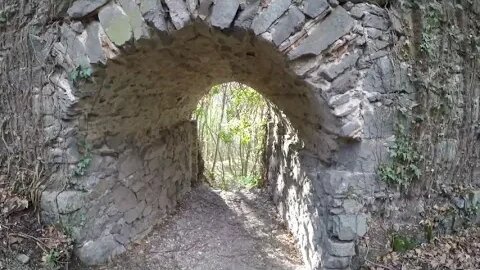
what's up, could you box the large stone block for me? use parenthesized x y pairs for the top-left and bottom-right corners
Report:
(211, 0), (240, 29)
(326, 238), (355, 257)
(334, 139), (388, 173)
(76, 235), (126, 265)
(165, 0), (191, 29)
(270, 6), (305, 46)
(251, 0), (291, 35)
(299, 0), (329, 18)
(331, 213), (368, 240)
(140, 0), (167, 31)
(98, 3), (133, 46)
(288, 7), (355, 59)
(68, 0), (109, 18)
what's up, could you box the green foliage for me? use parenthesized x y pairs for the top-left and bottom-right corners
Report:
(69, 65), (93, 85)
(378, 125), (422, 191)
(420, 4), (442, 56)
(42, 249), (62, 269)
(391, 233), (418, 252)
(194, 82), (268, 190)
(239, 175), (261, 189)
(72, 140), (92, 177)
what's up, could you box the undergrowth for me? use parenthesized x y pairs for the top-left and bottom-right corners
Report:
(378, 125), (422, 192)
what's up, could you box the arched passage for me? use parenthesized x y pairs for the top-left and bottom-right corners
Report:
(39, 1), (395, 269)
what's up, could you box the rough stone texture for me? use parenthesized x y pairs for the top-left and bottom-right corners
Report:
(165, 0), (191, 29)
(210, 0), (240, 29)
(251, 0), (291, 35)
(98, 3), (133, 46)
(270, 6), (305, 46)
(67, 0), (108, 18)
(299, 0), (330, 18)
(26, 0), (397, 268)
(288, 7), (355, 59)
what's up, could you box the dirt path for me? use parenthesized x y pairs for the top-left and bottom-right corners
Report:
(88, 185), (304, 270)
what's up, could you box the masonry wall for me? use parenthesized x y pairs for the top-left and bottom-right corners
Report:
(8, 0), (477, 269)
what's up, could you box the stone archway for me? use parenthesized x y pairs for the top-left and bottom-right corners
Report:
(38, 1), (395, 269)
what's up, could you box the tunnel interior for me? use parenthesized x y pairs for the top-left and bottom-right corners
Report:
(60, 23), (335, 266)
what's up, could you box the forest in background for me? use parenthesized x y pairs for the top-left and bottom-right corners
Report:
(193, 82), (269, 190)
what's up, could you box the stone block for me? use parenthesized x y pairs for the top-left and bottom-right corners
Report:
(331, 213), (367, 240)
(334, 139), (388, 173)
(57, 191), (85, 214)
(362, 13), (390, 31)
(362, 105), (395, 139)
(332, 99), (360, 117)
(326, 238), (355, 257)
(271, 6), (305, 46)
(318, 170), (378, 196)
(68, 0), (109, 18)
(211, 0), (240, 29)
(85, 22), (108, 64)
(330, 70), (359, 94)
(98, 3), (133, 46)
(112, 186), (137, 212)
(320, 52), (360, 82)
(234, 1), (260, 29)
(140, 0), (167, 31)
(251, 0), (291, 35)
(165, 0), (191, 29)
(76, 235), (126, 265)
(118, 0), (149, 40)
(324, 253), (351, 268)
(288, 7), (355, 59)
(299, 0), (329, 18)
(41, 191), (60, 224)
(124, 200), (146, 223)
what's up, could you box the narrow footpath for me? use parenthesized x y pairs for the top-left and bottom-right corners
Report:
(93, 185), (304, 270)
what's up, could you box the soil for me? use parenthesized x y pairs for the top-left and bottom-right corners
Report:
(75, 185), (304, 270)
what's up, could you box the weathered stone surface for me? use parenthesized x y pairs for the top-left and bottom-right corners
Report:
(36, 2), (398, 267)
(326, 238), (355, 257)
(98, 3), (133, 46)
(339, 119), (362, 138)
(234, 1), (260, 28)
(76, 235), (126, 265)
(333, 99), (360, 117)
(211, 0), (240, 29)
(16, 254), (30, 264)
(251, 0), (291, 35)
(320, 52), (359, 81)
(140, 0), (167, 31)
(324, 254), (350, 269)
(165, 0), (191, 29)
(335, 139), (388, 173)
(112, 186), (137, 211)
(85, 22), (107, 64)
(118, 0), (149, 40)
(125, 201), (146, 223)
(57, 191), (84, 214)
(288, 7), (355, 59)
(299, 0), (329, 18)
(68, 0), (109, 18)
(363, 13), (390, 30)
(271, 6), (305, 46)
(332, 214), (367, 240)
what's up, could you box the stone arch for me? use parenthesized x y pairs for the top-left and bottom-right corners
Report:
(39, 0), (395, 268)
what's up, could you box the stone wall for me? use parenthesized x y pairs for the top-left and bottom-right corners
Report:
(41, 121), (198, 264)
(1, 0), (407, 269)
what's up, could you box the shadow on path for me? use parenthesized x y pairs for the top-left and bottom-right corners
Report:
(86, 185), (304, 270)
